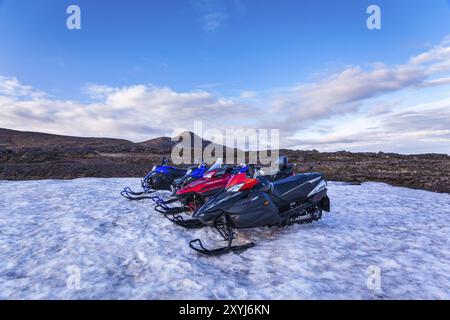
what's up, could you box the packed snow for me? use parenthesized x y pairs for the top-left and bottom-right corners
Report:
(0, 178), (449, 299)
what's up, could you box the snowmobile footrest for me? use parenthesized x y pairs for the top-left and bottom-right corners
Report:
(155, 204), (186, 215)
(153, 196), (187, 215)
(164, 214), (205, 229)
(189, 239), (255, 256)
(150, 196), (179, 205)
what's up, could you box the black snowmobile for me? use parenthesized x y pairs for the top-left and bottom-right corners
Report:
(121, 158), (188, 200)
(171, 171), (330, 256)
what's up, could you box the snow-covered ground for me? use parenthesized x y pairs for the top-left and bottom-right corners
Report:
(0, 178), (449, 299)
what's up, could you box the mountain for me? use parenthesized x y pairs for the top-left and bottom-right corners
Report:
(137, 131), (214, 151)
(0, 128), (134, 149)
(138, 136), (175, 150)
(0, 128), (216, 153)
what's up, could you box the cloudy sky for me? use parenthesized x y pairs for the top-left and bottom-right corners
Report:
(0, 0), (449, 154)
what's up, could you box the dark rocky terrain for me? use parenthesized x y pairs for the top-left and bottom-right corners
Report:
(1, 128), (449, 193)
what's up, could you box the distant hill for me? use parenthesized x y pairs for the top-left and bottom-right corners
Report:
(0, 128), (134, 149)
(137, 136), (175, 150)
(0, 128), (220, 153)
(137, 131), (214, 152)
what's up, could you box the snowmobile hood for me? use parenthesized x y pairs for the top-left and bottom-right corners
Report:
(142, 165), (169, 180)
(176, 173), (232, 196)
(189, 166), (208, 178)
(150, 165), (188, 177)
(143, 170), (157, 179)
(194, 190), (248, 218)
(226, 172), (258, 191)
(153, 165), (171, 174)
(179, 165), (207, 181)
(180, 176), (207, 188)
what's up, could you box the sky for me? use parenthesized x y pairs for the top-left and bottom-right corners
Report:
(0, 0), (449, 154)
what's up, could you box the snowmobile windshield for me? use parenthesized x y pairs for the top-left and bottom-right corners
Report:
(257, 166), (279, 177)
(257, 156), (288, 176)
(206, 158), (223, 172)
(198, 161), (206, 168)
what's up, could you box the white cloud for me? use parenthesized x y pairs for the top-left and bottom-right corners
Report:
(0, 76), (47, 99)
(419, 77), (450, 88)
(0, 79), (256, 141)
(271, 65), (425, 119)
(192, 0), (246, 32)
(84, 84), (118, 100)
(239, 90), (257, 99)
(290, 98), (450, 154)
(264, 37), (450, 141)
(203, 12), (227, 32)
(409, 44), (450, 65)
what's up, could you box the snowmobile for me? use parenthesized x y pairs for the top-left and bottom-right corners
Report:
(174, 171), (330, 256)
(152, 158), (248, 215)
(169, 161), (209, 195)
(120, 158), (188, 200)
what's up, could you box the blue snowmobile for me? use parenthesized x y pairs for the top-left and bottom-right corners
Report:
(121, 158), (188, 200)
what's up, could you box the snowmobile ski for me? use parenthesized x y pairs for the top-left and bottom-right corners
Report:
(189, 239), (255, 256)
(188, 216), (255, 256)
(120, 187), (156, 200)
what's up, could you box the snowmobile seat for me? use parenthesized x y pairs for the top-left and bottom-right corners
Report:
(256, 179), (273, 193)
(272, 173), (322, 202)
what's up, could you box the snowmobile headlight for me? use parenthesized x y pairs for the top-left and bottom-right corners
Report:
(152, 165), (156, 171)
(227, 183), (245, 193)
(203, 172), (213, 179)
(186, 169), (192, 174)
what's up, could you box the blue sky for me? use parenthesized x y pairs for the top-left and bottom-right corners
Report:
(0, 0), (450, 154)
